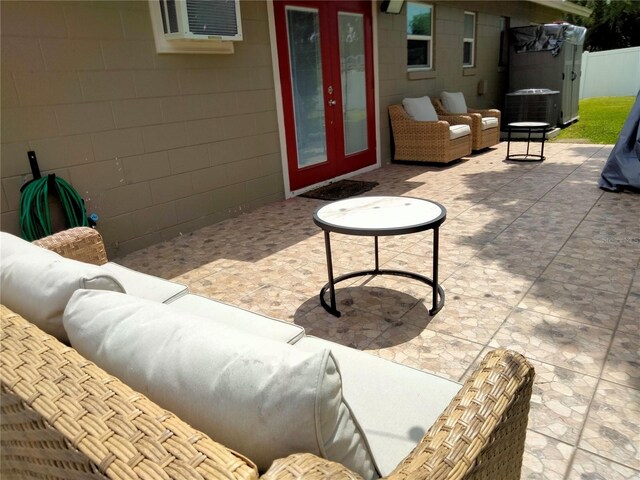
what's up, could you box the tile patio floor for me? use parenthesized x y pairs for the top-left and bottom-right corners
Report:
(118, 142), (640, 480)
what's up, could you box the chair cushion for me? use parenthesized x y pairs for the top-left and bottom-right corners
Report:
(441, 91), (468, 114)
(294, 336), (461, 476)
(63, 290), (378, 480)
(167, 293), (305, 344)
(100, 262), (187, 303)
(402, 96), (438, 121)
(0, 234), (124, 343)
(449, 124), (471, 140)
(482, 116), (499, 129)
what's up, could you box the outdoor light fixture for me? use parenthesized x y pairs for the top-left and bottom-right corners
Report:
(380, 0), (404, 14)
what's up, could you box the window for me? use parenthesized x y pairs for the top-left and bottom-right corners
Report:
(499, 16), (510, 66)
(407, 2), (433, 70)
(463, 11), (475, 67)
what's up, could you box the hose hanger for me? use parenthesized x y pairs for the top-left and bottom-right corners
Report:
(19, 151), (93, 241)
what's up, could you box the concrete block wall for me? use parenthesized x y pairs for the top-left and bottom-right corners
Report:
(1, 0), (283, 257)
(377, 0), (563, 163)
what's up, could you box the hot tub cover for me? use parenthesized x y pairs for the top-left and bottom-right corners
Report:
(598, 91), (640, 192)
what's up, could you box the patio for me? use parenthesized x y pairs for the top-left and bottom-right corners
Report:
(118, 141), (639, 480)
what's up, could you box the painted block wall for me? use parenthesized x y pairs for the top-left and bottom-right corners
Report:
(0, 1), (283, 256)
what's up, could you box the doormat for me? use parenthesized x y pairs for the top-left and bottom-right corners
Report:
(300, 180), (378, 201)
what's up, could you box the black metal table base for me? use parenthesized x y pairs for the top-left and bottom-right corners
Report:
(320, 268), (445, 317)
(320, 230), (443, 318)
(506, 123), (550, 162)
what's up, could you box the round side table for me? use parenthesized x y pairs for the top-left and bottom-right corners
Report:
(506, 122), (551, 161)
(313, 196), (446, 317)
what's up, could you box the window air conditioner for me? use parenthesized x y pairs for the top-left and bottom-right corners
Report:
(158, 0), (243, 42)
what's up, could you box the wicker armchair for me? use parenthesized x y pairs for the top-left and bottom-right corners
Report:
(432, 98), (501, 151)
(389, 104), (472, 164)
(1, 228), (535, 480)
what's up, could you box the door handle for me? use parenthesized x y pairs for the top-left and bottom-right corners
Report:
(328, 99), (337, 106)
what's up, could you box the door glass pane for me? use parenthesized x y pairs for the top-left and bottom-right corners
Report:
(339, 12), (367, 155)
(286, 7), (327, 168)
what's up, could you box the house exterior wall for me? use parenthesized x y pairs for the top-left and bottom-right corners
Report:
(0, 0), (282, 256)
(377, 0), (565, 163)
(1, 0), (569, 256)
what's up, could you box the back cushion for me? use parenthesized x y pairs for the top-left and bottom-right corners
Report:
(63, 290), (378, 479)
(402, 96), (438, 121)
(441, 91), (468, 113)
(0, 231), (57, 263)
(0, 232), (124, 343)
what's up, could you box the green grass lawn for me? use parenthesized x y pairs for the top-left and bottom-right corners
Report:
(553, 96), (635, 144)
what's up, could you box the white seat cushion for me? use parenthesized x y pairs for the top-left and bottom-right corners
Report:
(100, 262), (187, 303)
(294, 336), (461, 477)
(64, 290), (378, 480)
(481, 116), (499, 129)
(441, 91), (468, 114)
(167, 293), (305, 344)
(449, 124), (471, 140)
(402, 96), (438, 122)
(0, 233), (124, 343)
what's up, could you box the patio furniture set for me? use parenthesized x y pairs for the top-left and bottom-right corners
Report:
(0, 226), (535, 479)
(389, 91), (550, 163)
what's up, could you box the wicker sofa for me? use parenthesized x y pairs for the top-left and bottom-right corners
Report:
(1, 227), (535, 480)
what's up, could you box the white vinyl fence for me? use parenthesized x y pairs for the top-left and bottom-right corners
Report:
(580, 46), (640, 99)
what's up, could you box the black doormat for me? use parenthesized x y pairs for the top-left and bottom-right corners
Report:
(300, 180), (378, 201)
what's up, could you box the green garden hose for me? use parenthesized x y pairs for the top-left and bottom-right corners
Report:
(19, 174), (89, 241)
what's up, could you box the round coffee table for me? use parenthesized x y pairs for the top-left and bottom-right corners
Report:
(506, 121), (551, 161)
(313, 196), (446, 317)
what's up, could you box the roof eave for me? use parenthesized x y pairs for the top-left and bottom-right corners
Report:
(528, 0), (592, 17)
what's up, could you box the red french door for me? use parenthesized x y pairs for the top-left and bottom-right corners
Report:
(274, 0), (376, 191)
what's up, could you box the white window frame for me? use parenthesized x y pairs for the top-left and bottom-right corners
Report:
(463, 11), (476, 67)
(407, 2), (433, 71)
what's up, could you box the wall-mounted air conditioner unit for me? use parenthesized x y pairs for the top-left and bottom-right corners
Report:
(149, 0), (241, 54)
(158, 0), (242, 41)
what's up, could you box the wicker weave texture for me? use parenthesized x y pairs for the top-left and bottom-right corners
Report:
(263, 454), (364, 480)
(263, 350), (533, 480)
(388, 349), (533, 480)
(33, 227), (108, 265)
(432, 99), (501, 151)
(389, 105), (472, 164)
(0, 306), (259, 480)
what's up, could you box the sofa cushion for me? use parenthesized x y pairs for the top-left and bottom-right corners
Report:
(441, 91), (468, 114)
(167, 293), (305, 344)
(482, 116), (499, 129)
(100, 262), (187, 303)
(0, 231), (56, 263)
(402, 96), (438, 122)
(294, 336), (462, 477)
(0, 250), (124, 343)
(63, 290), (377, 479)
(449, 124), (471, 140)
